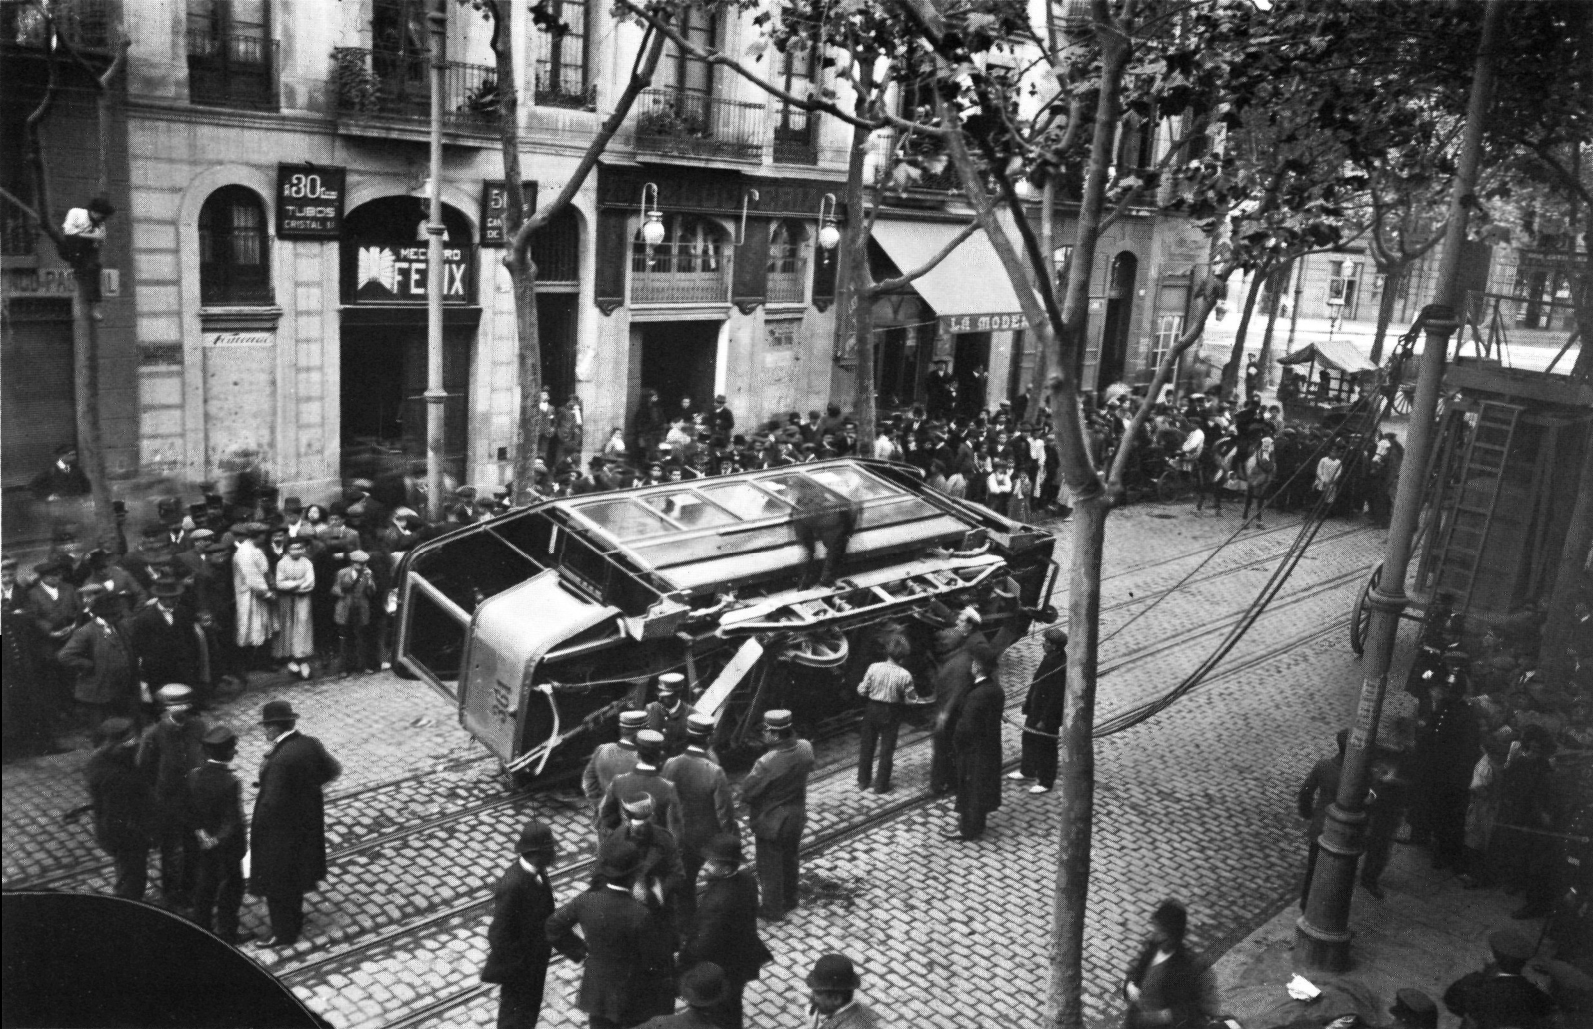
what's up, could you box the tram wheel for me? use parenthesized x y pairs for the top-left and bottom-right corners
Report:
(1390, 384), (1414, 415)
(1350, 561), (1383, 656)
(778, 628), (849, 668)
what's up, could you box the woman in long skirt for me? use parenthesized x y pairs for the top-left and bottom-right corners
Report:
(271, 538), (316, 678)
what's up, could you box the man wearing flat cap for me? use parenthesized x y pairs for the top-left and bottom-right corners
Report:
(1443, 929), (1553, 1029)
(250, 700), (342, 947)
(679, 835), (769, 1029)
(584, 710), (646, 823)
(662, 712), (738, 905)
(547, 835), (677, 1027)
(635, 962), (732, 1028)
(188, 724), (246, 942)
(482, 820), (560, 1029)
(740, 709), (814, 920)
(137, 683), (208, 907)
(806, 953), (878, 1028)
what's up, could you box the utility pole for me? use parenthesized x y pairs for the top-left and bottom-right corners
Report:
(424, 0), (447, 521)
(1296, 0), (1505, 970)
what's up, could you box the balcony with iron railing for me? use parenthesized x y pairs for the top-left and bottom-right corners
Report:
(2, 0), (111, 52)
(187, 30), (278, 111)
(1, 207), (38, 259)
(630, 243), (731, 305)
(632, 88), (766, 162)
(331, 47), (501, 139)
(773, 121), (820, 166)
(534, 72), (596, 111)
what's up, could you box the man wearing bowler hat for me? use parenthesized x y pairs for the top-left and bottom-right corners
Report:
(584, 710), (646, 823)
(1381, 989), (1438, 1029)
(635, 963), (731, 1028)
(547, 835), (677, 1028)
(740, 709), (814, 920)
(1444, 929), (1553, 1029)
(679, 834), (769, 1029)
(250, 699), (342, 948)
(482, 820), (560, 1029)
(129, 579), (205, 704)
(137, 683), (208, 907)
(58, 583), (138, 726)
(806, 953), (878, 1028)
(188, 724), (246, 943)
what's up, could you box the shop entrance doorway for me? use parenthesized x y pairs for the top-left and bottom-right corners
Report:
(953, 331), (991, 418)
(340, 316), (473, 484)
(1097, 251), (1137, 390)
(639, 320), (719, 415)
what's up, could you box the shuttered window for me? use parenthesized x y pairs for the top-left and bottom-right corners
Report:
(2, 298), (76, 487)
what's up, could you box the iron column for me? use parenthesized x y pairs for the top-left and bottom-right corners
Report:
(424, 1), (447, 522)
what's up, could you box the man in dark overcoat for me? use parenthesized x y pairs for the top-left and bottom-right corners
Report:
(1443, 930), (1554, 1029)
(84, 717), (153, 899)
(482, 820), (560, 1029)
(4, 554), (58, 757)
(129, 580), (205, 703)
(1296, 729), (1347, 909)
(1412, 674), (1479, 871)
(678, 834), (770, 1029)
(929, 609), (984, 795)
(250, 699), (342, 947)
(599, 731), (685, 841)
(58, 585), (138, 726)
(740, 709), (814, 920)
(661, 713), (738, 906)
(188, 725), (246, 942)
(1012, 627), (1066, 793)
(546, 836), (678, 1029)
(137, 683), (208, 907)
(945, 642), (1004, 842)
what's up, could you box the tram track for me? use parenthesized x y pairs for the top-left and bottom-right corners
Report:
(274, 551), (1370, 1023)
(376, 609), (1354, 1029)
(5, 516), (1365, 895)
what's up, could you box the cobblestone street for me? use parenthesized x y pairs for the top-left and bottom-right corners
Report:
(3, 501), (1410, 1028)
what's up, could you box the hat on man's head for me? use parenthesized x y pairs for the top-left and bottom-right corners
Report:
(656, 672), (685, 695)
(763, 709), (793, 732)
(156, 684), (194, 707)
(1044, 626), (1069, 647)
(201, 725), (237, 750)
(705, 832), (742, 866)
(679, 963), (729, 1008)
(260, 700), (299, 725)
(1388, 989), (1437, 1029)
(687, 712), (716, 737)
(516, 819), (556, 855)
(98, 717), (135, 745)
(917, 599), (957, 628)
(634, 729), (665, 761)
(33, 557), (69, 577)
(620, 792), (656, 820)
(188, 528), (215, 543)
(153, 579), (184, 599)
(805, 953), (862, 991)
(348, 550), (370, 564)
(618, 710), (648, 731)
(283, 496), (304, 514)
(1489, 929), (1535, 963)
(597, 836), (643, 881)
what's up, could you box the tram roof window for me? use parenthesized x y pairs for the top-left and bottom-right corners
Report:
(697, 481), (793, 521)
(573, 498), (680, 540)
(803, 465), (897, 501)
(639, 490), (738, 529)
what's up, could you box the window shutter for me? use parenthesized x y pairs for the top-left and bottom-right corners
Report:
(731, 217), (770, 313)
(594, 209), (629, 314)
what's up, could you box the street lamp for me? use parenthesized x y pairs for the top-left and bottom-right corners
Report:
(817, 193), (840, 251)
(639, 182), (665, 247)
(734, 189), (760, 246)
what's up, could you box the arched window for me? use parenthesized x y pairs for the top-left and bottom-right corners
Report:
(767, 220), (807, 304)
(199, 185), (271, 304)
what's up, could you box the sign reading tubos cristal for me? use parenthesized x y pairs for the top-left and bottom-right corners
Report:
(276, 164), (346, 239)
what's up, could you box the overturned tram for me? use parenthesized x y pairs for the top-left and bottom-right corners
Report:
(394, 459), (1059, 780)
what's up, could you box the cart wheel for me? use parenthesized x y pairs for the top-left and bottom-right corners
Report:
(1156, 467), (1186, 503)
(778, 628), (850, 668)
(1350, 562), (1383, 656)
(1390, 384), (1414, 415)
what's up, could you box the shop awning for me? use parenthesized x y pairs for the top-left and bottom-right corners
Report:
(871, 217), (1033, 332)
(1278, 338), (1378, 374)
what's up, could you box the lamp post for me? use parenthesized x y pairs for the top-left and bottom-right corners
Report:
(639, 183), (665, 247)
(1295, 0), (1504, 970)
(818, 193), (840, 252)
(423, 1), (447, 522)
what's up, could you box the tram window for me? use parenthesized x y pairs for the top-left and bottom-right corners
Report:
(698, 482), (792, 520)
(804, 466), (896, 500)
(574, 498), (680, 540)
(641, 491), (737, 529)
(761, 472), (848, 508)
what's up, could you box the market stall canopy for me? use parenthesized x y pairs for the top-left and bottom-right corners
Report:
(1279, 338), (1378, 374)
(871, 215), (1035, 332)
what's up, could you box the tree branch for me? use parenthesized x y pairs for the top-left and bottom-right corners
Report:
(869, 218), (980, 295)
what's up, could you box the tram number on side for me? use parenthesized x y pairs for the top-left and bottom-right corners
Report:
(492, 677), (515, 724)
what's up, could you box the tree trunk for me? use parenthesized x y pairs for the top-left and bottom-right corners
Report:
(1220, 262), (1269, 395)
(1369, 260), (1405, 365)
(1538, 429), (1593, 679)
(1047, 494), (1106, 1029)
(1257, 257), (1294, 388)
(73, 280), (115, 541)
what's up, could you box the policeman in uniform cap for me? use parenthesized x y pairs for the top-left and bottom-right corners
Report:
(1384, 989), (1438, 1029)
(600, 730), (685, 842)
(661, 712), (738, 909)
(806, 953), (878, 1028)
(482, 819), (559, 1029)
(1443, 929), (1553, 1029)
(188, 724), (246, 942)
(583, 709), (647, 821)
(645, 672), (694, 759)
(136, 683), (208, 907)
(740, 709), (814, 920)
